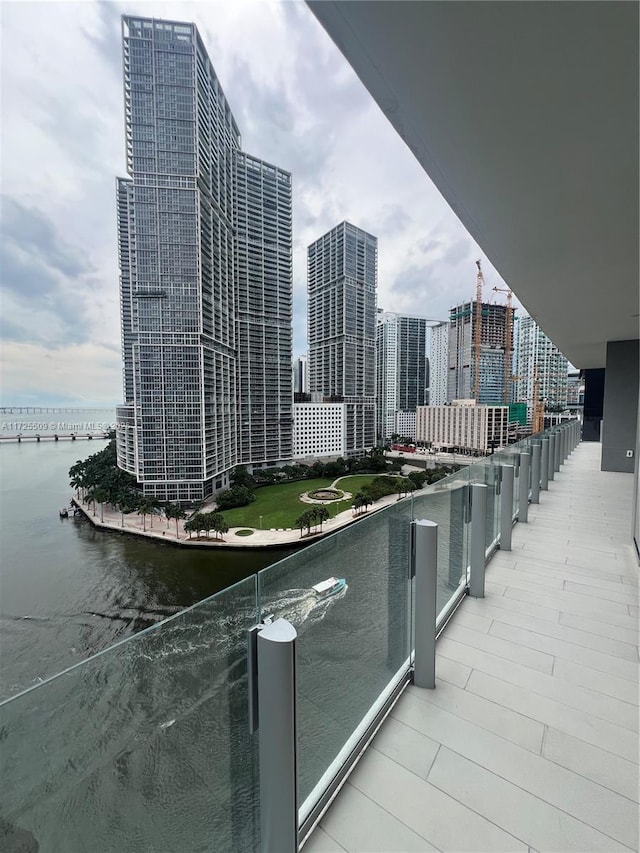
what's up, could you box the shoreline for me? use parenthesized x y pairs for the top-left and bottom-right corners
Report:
(69, 493), (400, 550)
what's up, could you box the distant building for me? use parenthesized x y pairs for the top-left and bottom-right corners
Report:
(376, 311), (427, 441)
(429, 321), (449, 406)
(308, 222), (377, 455)
(514, 314), (569, 423)
(293, 401), (346, 459)
(447, 302), (514, 405)
(566, 370), (584, 408)
(293, 356), (308, 394)
(395, 410), (416, 439)
(416, 400), (509, 453)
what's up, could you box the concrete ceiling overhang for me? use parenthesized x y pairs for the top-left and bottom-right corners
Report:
(307, 1), (639, 368)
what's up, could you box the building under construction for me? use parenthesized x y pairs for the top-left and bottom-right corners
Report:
(447, 301), (515, 404)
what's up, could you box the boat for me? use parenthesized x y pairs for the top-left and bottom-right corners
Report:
(59, 508), (69, 518)
(311, 577), (346, 599)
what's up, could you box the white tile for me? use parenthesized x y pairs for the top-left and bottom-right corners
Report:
(408, 679), (544, 753)
(481, 589), (560, 623)
(396, 690), (637, 848)
(440, 623), (554, 674)
(435, 655), (471, 689)
(427, 746), (634, 852)
(349, 747), (526, 852)
(487, 566), (565, 591)
(371, 716), (440, 779)
(489, 620), (640, 681)
(303, 826), (348, 853)
(466, 669), (638, 763)
(552, 657), (639, 704)
(465, 597), (638, 661)
(313, 783), (438, 852)
(559, 610), (640, 646)
(543, 727), (640, 804)
(504, 585), (634, 624)
(564, 579), (639, 605)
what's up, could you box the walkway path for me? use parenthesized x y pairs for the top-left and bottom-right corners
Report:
(305, 442), (639, 852)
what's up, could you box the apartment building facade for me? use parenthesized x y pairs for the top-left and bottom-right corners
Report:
(376, 311), (427, 441)
(416, 400), (510, 453)
(514, 313), (569, 423)
(116, 16), (292, 501)
(307, 222), (377, 455)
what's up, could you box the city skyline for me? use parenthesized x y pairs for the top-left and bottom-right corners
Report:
(1, 0), (516, 408)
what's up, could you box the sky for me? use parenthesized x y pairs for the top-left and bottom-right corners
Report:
(0, 0), (517, 408)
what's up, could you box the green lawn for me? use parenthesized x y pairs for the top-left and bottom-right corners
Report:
(220, 475), (382, 529)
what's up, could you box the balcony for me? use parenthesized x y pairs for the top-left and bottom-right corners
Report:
(306, 438), (638, 853)
(1, 423), (637, 852)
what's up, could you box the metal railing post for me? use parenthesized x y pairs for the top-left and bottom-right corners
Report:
(531, 442), (541, 504)
(257, 619), (298, 853)
(469, 483), (488, 598)
(499, 464), (514, 551)
(519, 451), (530, 522)
(554, 430), (561, 472)
(540, 438), (549, 490)
(413, 519), (438, 689)
(548, 434), (556, 481)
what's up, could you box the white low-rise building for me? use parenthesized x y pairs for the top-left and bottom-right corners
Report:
(415, 400), (509, 453)
(395, 410), (416, 439)
(293, 402), (346, 459)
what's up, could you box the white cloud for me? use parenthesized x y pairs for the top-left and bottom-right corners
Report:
(0, 0), (517, 405)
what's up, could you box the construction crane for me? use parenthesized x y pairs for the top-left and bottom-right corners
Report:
(532, 366), (545, 434)
(492, 285), (514, 404)
(473, 260), (484, 402)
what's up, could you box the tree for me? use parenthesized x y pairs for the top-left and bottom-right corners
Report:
(313, 506), (330, 529)
(165, 502), (186, 537)
(211, 512), (229, 540)
(294, 513), (307, 537)
(92, 486), (110, 522)
(230, 465), (256, 490)
(216, 485), (255, 510)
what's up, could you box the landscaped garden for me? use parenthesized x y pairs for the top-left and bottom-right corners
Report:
(219, 475), (382, 530)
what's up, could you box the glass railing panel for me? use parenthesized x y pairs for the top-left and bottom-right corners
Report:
(468, 458), (500, 552)
(257, 499), (413, 821)
(412, 466), (470, 621)
(0, 575), (260, 853)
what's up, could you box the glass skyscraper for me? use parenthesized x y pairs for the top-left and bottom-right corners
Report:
(116, 16), (292, 501)
(307, 222), (377, 454)
(376, 312), (427, 441)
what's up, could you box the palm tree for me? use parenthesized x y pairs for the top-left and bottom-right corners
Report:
(138, 498), (156, 532)
(314, 506), (330, 530)
(92, 486), (110, 522)
(165, 502), (186, 537)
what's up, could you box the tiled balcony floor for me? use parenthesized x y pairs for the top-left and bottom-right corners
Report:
(305, 442), (639, 853)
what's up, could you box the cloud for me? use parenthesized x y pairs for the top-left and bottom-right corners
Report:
(1, 0), (515, 401)
(0, 342), (122, 407)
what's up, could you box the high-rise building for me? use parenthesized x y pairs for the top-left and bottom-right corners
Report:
(514, 313), (569, 423)
(429, 321), (449, 406)
(447, 301), (514, 404)
(293, 355), (308, 394)
(376, 311), (427, 441)
(115, 16), (292, 502)
(307, 222), (377, 455)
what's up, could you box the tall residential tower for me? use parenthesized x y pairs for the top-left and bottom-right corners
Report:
(376, 311), (427, 441)
(116, 16), (292, 501)
(514, 313), (569, 423)
(307, 222), (377, 455)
